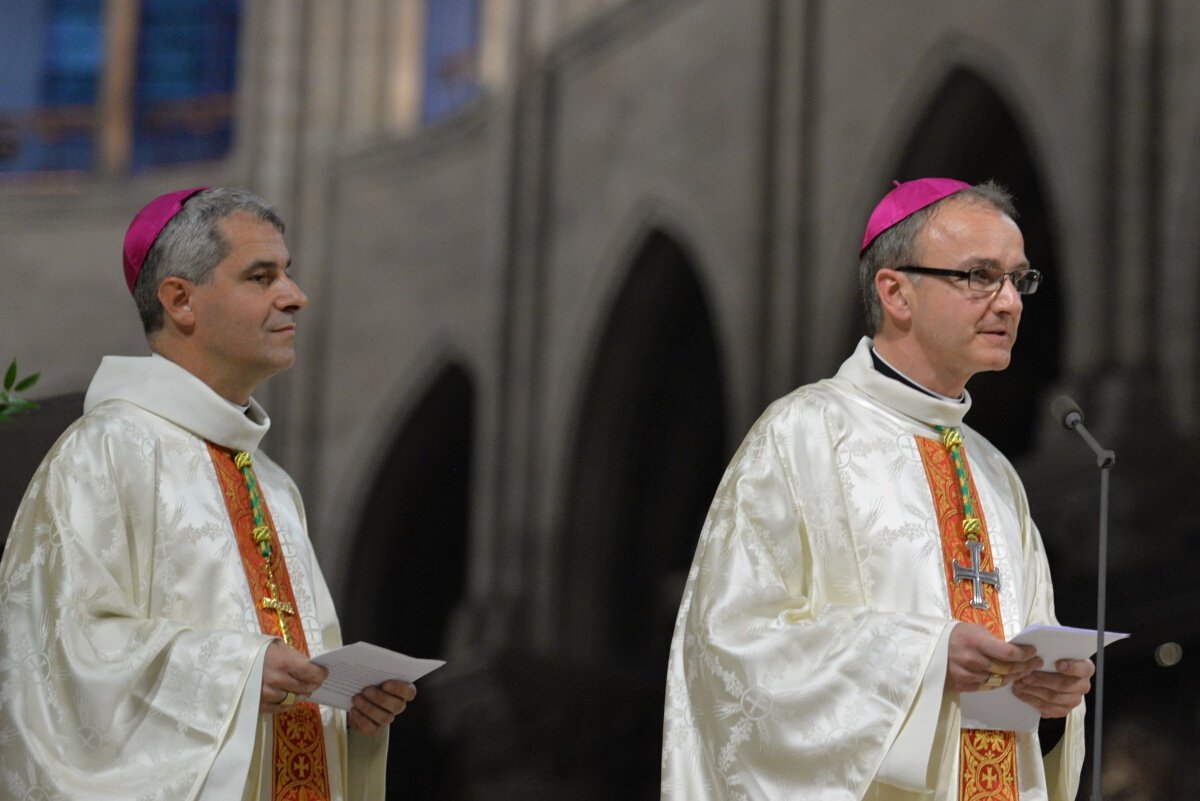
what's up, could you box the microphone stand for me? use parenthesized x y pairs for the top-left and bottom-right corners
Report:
(1064, 418), (1115, 801)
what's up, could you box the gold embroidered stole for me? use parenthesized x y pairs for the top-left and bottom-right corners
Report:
(208, 443), (332, 801)
(916, 436), (1019, 801)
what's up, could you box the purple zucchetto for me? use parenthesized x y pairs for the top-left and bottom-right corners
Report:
(860, 178), (971, 256)
(122, 187), (208, 293)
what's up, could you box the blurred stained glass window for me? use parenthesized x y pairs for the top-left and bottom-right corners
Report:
(422, 0), (481, 124)
(0, 0), (242, 175)
(0, 0), (102, 172)
(133, 0), (240, 169)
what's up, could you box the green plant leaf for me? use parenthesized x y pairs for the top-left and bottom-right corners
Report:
(14, 372), (39, 392)
(3, 360), (15, 392)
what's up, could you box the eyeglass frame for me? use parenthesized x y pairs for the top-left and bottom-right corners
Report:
(894, 264), (1042, 295)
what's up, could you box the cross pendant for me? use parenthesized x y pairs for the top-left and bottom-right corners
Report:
(261, 596), (296, 646)
(261, 596), (295, 616)
(952, 539), (1000, 610)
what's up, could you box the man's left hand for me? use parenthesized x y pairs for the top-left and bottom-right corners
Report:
(1011, 658), (1094, 718)
(348, 680), (417, 735)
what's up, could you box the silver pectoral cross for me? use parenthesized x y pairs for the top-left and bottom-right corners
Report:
(952, 539), (1000, 610)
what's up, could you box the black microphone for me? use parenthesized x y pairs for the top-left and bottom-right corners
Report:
(1050, 395), (1114, 468)
(1051, 394), (1084, 431)
(1049, 395), (1116, 801)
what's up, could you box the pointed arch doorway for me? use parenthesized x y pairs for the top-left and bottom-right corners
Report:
(559, 229), (728, 797)
(343, 364), (474, 799)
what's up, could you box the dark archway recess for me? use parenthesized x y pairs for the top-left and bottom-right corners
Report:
(343, 364), (473, 800)
(559, 230), (728, 798)
(890, 66), (1063, 457)
(0, 393), (85, 558)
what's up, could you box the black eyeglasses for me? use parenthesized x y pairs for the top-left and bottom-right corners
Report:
(895, 264), (1042, 295)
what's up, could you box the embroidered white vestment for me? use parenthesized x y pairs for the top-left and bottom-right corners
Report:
(0, 355), (387, 800)
(660, 338), (1085, 801)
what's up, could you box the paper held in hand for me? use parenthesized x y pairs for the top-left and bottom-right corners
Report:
(961, 623), (1128, 732)
(308, 642), (446, 710)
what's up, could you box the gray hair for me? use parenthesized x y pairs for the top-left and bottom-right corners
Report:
(133, 187), (285, 335)
(858, 180), (1017, 334)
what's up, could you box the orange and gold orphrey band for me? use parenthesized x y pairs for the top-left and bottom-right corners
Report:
(917, 433), (1019, 801)
(208, 443), (332, 801)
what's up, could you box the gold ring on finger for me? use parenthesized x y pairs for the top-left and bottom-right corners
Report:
(984, 673), (1004, 689)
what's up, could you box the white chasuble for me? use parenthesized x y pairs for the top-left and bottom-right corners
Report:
(0, 355), (387, 800)
(660, 338), (1085, 801)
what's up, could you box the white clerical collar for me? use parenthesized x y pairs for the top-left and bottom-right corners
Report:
(868, 345), (966, 403)
(83, 353), (270, 452)
(224, 397), (253, 415)
(835, 337), (972, 429)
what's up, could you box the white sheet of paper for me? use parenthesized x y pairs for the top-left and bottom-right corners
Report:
(308, 642), (446, 710)
(960, 624), (1129, 732)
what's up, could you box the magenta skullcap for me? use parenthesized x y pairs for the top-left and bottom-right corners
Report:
(860, 178), (972, 255)
(122, 187), (208, 293)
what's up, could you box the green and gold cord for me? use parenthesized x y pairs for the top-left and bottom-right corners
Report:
(935, 426), (982, 540)
(234, 451), (273, 559)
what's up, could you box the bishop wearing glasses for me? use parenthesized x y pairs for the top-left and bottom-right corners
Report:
(660, 179), (1093, 801)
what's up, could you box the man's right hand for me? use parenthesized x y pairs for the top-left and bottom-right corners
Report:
(260, 640), (329, 714)
(945, 622), (1041, 693)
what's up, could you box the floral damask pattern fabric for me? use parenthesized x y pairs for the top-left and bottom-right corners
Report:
(660, 338), (1085, 801)
(0, 355), (384, 800)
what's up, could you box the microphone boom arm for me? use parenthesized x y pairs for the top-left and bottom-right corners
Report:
(1072, 420), (1116, 469)
(1049, 394), (1116, 801)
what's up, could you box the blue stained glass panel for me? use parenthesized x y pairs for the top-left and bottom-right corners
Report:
(131, 0), (242, 169)
(0, 0), (102, 173)
(422, 0), (482, 124)
(0, 0), (242, 174)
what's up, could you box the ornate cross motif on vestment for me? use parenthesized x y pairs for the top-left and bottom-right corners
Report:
(952, 539), (1000, 610)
